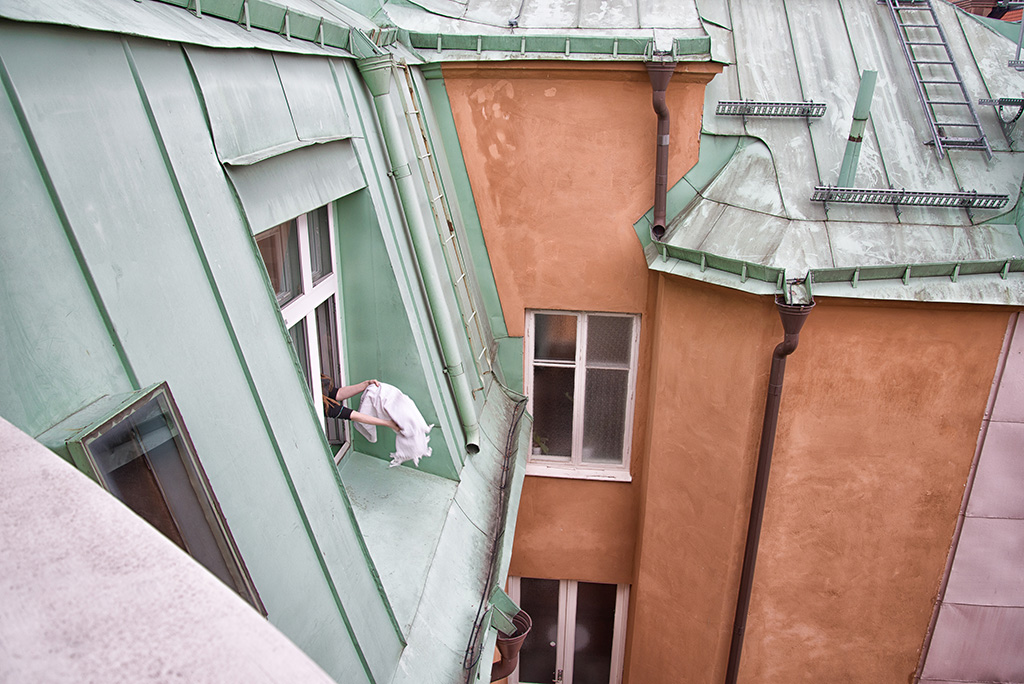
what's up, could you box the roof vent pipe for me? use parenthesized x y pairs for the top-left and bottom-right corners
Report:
(837, 70), (877, 188)
(647, 61), (676, 241)
(725, 297), (814, 684)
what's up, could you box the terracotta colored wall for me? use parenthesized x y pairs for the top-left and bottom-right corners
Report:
(443, 61), (717, 584)
(442, 57), (1009, 684)
(629, 275), (781, 681)
(738, 299), (1007, 684)
(443, 61), (716, 336)
(627, 274), (1010, 684)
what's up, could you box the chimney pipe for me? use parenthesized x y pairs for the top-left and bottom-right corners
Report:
(647, 61), (676, 241)
(725, 297), (814, 684)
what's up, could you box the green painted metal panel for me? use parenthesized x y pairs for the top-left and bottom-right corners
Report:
(496, 337), (525, 394)
(335, 56), (468, 479)
(810, 259), (1024, 286)
(126, 37), (402, 681)
(185, 45), (300, 164)
(335, 188), (460, 480)
(227, 139), (366, 233)
(0, 27), (373, 679)
(275, 52), (352, 142)
(0, 58), (133, 436)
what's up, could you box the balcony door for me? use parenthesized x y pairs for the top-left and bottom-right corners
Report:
(508, 577), (628, 684)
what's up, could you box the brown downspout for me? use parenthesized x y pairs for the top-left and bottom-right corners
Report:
(490, 611), (532, 682)
(647, 61), (676, 241)
(725, 297), (815, 684)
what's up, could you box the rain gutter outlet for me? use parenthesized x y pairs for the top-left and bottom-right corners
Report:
(647, 61), (676, 241)
(725, 297), (814, 684)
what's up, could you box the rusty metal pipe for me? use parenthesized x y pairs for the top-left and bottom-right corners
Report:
(725, 297), (814, 684)
(647, 62), (676, 241)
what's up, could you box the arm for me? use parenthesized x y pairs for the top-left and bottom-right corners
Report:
(333, 379), (379, 402)
(349, 410), (401, 434)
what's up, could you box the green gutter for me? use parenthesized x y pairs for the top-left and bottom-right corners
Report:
(404, 33), (711, 60)
(154, 0), (356, 51)
(124, 39), (400, 679)
(357, 54), (481, 455)
(808, 258), (1024, 290)
(656, 242), (787, 292)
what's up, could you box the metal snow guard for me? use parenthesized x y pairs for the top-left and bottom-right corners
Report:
(716, 100), (827, 118)
(811, 185), (1009, 209)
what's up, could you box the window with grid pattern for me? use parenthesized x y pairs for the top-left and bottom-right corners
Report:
(256, 203), (349, 461)
(524, 311), (639, 481)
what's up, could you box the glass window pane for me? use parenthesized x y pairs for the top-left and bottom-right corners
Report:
(532, 366), (575, 458)
(535, 313), (577, 362)
(573, 582), (617, 684)
(586, 315), (633, 367)
(256, 220), (301, 306)
(316, 297), (345, 446)
(307, 205), (332, 284)
(518, 579), (560, 684)
(84, 395), (241, 592)
(581, 368), (628, 464)
(289, 320), (311, 392)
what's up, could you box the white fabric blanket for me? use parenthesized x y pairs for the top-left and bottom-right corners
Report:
(354, 382), (433, 467)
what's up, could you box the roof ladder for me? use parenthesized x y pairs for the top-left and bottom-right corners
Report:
(394, 62), (494, 385)
(880, 0), (992, 159)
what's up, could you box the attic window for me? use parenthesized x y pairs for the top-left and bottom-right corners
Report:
(53, 383), (265, 614)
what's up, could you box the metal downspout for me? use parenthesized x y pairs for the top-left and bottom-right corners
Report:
(358, 54), (481, 454)
(647, 61), (676, 241)
(725, 297), (814, 684)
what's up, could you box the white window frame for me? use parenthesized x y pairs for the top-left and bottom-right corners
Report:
(507, 576), (630, 684)
(258, 204), (350, 463)
(524, 311), (639, 482)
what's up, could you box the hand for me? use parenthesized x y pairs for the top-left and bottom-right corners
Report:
(386, 419), (401, 434)
(364, 379), (380, 389)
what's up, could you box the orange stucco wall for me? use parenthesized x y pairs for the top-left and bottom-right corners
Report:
(628, 274), (1009, 683)
(442, 58), (1008, 684)
(443, 60), (718, 586)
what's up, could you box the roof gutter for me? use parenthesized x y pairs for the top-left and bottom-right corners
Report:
(357, 54), (481, 454)
(647, 60), (677, 240)
(725, 297), (814, 684)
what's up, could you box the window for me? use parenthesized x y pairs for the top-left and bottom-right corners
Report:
(58, 383), (265, 613)
(508, 577), (629, 684)
(256, 204), (348, 459)
(524, 311), (639, 481)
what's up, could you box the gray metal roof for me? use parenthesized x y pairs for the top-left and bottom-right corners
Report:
(367, 0), (710, 59)
(659, 0), (1024, 305)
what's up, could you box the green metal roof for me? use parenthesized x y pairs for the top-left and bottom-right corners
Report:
(645, 1), (1024, 305)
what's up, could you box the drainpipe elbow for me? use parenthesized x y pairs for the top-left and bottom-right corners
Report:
(652, 90), (670, 118)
